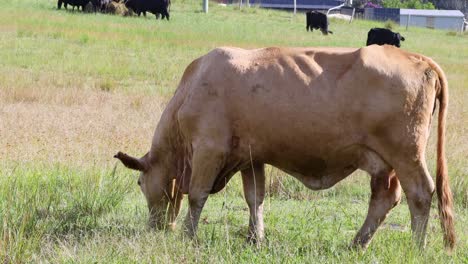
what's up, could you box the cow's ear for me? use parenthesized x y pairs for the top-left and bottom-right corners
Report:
(114, 151), (148, 171)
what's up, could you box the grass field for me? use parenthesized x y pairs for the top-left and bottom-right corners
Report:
(0, 0), (467, 262)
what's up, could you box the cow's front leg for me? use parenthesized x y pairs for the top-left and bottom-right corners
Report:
(183, 144), (227, 239)
(241, 163), (266, 244)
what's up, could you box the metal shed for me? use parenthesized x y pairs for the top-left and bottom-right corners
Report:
(400, 9), (465, 31)
(245, 0), (344, 10)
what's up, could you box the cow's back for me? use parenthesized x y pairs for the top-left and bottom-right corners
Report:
(175, 46), (437, 173)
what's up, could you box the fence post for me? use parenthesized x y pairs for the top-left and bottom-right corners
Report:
(294, 0), (296, 15)
(406, 14), (411, 30)
(349, 8), (355, 23)
(203, 0), (208, 13)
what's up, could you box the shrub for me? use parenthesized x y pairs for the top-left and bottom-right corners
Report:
(382, 0), (435, 9)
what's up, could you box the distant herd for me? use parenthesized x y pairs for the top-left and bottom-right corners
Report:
(57, 0), (170, 20)
(56, 3), (406, 47)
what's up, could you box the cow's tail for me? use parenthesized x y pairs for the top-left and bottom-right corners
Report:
(431, 58), (456, 250)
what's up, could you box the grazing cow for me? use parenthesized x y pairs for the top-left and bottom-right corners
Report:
(366, 28), (405, 47)
(125, 0), (170, 20)
(57, 0), (91, 11)
(306, 11), (333, 35)
(115, 45), (455, 250)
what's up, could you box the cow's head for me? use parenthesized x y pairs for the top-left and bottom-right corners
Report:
(397, 33), (405, 41)
(114, 151), (181, 230)
(394, 33), (405, 47)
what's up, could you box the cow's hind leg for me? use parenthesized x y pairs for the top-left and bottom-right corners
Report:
(394, 160), (434, 248)
(352, 150), (402, 248)
(241, 163), (265, 243)
(353, 171), (401, 248)
(183, 143), (227, 239)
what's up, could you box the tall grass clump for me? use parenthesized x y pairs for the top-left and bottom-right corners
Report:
(450, 166), (468, 209)
(0, 164), (131, 262)
(384, 19), (396, 30)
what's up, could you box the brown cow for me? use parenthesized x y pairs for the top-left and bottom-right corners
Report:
(115, 45), (455, 249)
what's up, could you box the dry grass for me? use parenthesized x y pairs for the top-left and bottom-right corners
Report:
(0, 87), (165, 165)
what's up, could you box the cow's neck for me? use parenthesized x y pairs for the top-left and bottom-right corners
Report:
(148, 98), (189, 189)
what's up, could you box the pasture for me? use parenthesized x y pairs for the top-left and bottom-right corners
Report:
(1, 0), (467, 262)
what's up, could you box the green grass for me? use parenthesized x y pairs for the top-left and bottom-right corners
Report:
(0, 0), (467, 262)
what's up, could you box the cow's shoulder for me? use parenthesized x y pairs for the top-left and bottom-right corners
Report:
(200, 47), (281, 73)
(204, 47), (246, 60)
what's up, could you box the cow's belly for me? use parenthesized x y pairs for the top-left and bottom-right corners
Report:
(270, 140), (361, 184)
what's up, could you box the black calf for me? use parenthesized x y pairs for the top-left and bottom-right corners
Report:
(306, 11), (333, 35)
(366, 28), (405, 48)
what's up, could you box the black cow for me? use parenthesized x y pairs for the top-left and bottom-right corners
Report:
(58, 0), (91, 11)
(366, 28), (405, 48)
(306, 11), (333, 35)
(125, 0), (170, 20)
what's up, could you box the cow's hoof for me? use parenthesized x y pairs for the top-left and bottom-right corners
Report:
(167, 222), (177, 232)
(348, 240), (369, 251)
(246, 235), (264, 247)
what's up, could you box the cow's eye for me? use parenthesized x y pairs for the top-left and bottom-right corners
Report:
(137, 180), (141, 186)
